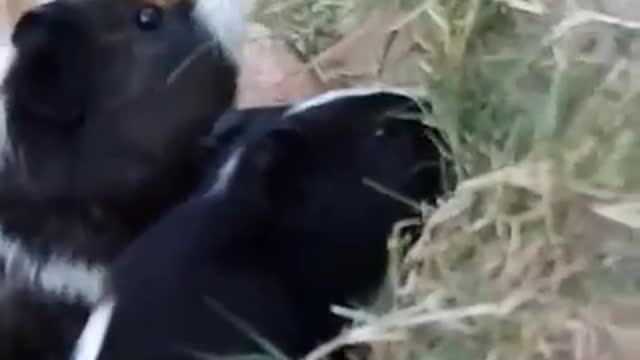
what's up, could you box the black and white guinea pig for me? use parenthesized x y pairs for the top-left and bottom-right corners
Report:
(200, 88), (445, 354)
(70, 89), (446, 360)
(0, 0), (253, 358)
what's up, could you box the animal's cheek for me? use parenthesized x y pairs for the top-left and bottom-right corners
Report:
(87, 51), (152, 109)
(73, 151), (157, 203)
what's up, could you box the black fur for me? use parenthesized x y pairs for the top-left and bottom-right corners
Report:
(205, 93), (444, 354)
(0, 0), (241, 358)
(2, 0), (237, 262)
(81, 91), (445, 360)
(87, 130), (302, 360)
(0, 285), (88, 359)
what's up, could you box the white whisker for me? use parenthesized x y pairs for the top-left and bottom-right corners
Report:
(166, 41), (216, 85)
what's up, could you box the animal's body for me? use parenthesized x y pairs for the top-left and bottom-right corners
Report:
(74, 134), (303, 360)
(201, 89), (444, 353)
(0, 0), (253, 358)
(72, 89), (446, 360)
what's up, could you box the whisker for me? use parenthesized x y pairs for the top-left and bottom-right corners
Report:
(166, 40), (217, 86)
(101, 40), (218, 111)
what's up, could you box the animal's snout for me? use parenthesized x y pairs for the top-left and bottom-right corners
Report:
(11, 2), (86, 52)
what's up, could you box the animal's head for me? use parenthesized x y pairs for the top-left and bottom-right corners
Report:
(0, 0), (253, 218)
(203, 88), (443, 210)
(202, 88), (445, 305)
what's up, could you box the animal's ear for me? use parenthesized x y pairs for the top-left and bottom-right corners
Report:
(283, 88), (427, 142)
(249, 127), (305, 178)
(232, 126), (306, 206)
(5, 1), (93, 124)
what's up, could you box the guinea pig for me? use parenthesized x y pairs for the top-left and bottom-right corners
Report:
(0, 0), (253, 358)
(202, 88), (444, 353)
(70, 88), (446, 360)
(72, 124), (305, 360)
(1, 0), (253, 264)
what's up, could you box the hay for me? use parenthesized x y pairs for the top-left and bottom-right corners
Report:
(257, 1), (640, 359)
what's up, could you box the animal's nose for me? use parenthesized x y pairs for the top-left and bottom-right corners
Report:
(11, 2), (84, 51)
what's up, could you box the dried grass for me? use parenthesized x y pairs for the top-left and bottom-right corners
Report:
(255, 1), (640, 359)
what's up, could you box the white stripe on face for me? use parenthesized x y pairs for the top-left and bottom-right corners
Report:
(284, 87), (414, 116)
(206, 146), (244, 197)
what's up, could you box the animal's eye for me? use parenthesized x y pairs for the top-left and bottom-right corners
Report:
(135, 5), (163, 31)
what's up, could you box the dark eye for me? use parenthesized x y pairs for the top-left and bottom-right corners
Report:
(135, 5), (163, 31)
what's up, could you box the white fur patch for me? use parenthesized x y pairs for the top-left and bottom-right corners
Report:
(0, 97), (9, 170)
(0, 44), (15, 170)
(206, 147), (244, 197)
(70, 298), (116, 360)
(0, 233), (106, 305)
(284, 87), (416, 116)
(0, 39), (99, 288)
(0, 45), (14, 79)
(191, 0), (255, 63)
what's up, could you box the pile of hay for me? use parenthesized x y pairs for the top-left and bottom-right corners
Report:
(257, 1), (640, 359)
